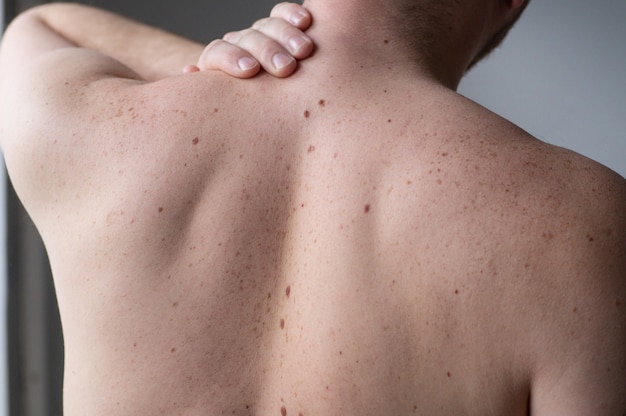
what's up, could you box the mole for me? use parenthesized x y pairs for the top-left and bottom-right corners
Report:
(318, 99), (326, 107)
(158, 207), (164, 213)
(364, 204), (371, 214)
(286, 285), (291, 298)
(281, 406), (287, 416)
(447, 371), (452, 378)
(192, 137), (199, 145)
(280, 319), (285, 330)
(304, 110), (310, 118)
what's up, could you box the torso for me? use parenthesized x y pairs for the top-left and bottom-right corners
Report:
(37, 66), (617, 416)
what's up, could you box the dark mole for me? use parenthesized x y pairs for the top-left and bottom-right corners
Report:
(387, 119), (392, 123)
(587, 234), (595, 242)
(454, 289), (459, 295)
(192, 137), (199, 145)
(170, 347), (176, 353)
(447, 371), (452, 378)
(280, 319), (285, 329)
(281, 406), (287, 416)
(364, 204), (371, 214)
(304, 110), (310, 118)
(318, 99), (326, 107)
(158, 207), (164, 213)
(384, 39), (389, 44)
(286, 285), (291, 298)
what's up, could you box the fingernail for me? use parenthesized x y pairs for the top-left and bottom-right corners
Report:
(289, 11), (307, 25)
(272, 53), (295, 70)
(289, 36), (309, 52)
(238, 57), (258, 70)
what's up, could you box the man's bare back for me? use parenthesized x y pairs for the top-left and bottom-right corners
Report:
(1, 2), (624, 415)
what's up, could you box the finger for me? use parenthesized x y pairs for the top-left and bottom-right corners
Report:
(269, 2), (313, 30)
(223, 28), (299, 77)
(197, 39), (261, 79)
(250, 18), (314, 59)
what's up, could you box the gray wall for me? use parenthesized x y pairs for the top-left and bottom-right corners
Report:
(459, 0), (626, 178)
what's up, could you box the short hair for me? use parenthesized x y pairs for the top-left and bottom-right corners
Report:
(468, 0), (531, 69)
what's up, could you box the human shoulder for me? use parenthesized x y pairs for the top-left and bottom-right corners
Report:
(0, 45), (238, 222)
(519, 146), (626, 414)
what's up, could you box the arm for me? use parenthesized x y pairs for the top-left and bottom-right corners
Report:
(0, 3), (204, 82)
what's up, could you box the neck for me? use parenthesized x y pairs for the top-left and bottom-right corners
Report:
(302, 0), (476, 89)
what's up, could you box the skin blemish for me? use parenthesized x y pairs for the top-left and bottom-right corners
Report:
(281, 406), (287, 416)
(172, 301), (179, 307)
(170, 347), (176, 353)
(388, 119), (392, 123)
(307, 145), (316, 153)
(318, 99), (326, 107)
(447, 371), (452, 378)
(587, 234), (595, 242)
(364, 204), (371, 214)
(158, 207), (164, 213)
(214, 108), (219, 113)
(280, 319), (285, 330)
(304, 110), (310, 118)
(384, 39), (389, 44)
(573, 307), (578, 314)
(454, 289), (459, 295)
(192, 137), (199, 145)
(286, 285), (291, 298)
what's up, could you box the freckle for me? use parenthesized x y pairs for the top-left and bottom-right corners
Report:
(280, 319), (285, 329)
(303, 110), (310, 118)
(454, 289), (459, 295)
(442, 152), (449, 157)
(387, 119), (392, 123)
(318, 99), (326, 107)
(573, 307), (578, 313)
(299, 413), (304, 416)
(214, 108), (219, 113)
(171, 347), (176, 353)
(339, 350), (343, 355)
(447, 372), (452, 378)
(281, 406), (287, 416)
(587, 234), (594, 242)
(173, 301), (179, 307)
(158, 207), (164, 213)
(133, 342), (137, 347)
(192, 137), (199, 145)
(307, 145), (316, 153)
(384, 39), (389, 44)
(364, 204), (371, 214)
(286, 285), (291, 298)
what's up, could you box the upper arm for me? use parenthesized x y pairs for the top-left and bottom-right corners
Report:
(0, 27), (151, 230)
(530, 171), (626, 415)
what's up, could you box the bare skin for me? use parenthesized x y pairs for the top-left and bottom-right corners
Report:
(1, 1), (625, 416)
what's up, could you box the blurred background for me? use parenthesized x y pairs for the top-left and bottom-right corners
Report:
(1, 0), (624, 415)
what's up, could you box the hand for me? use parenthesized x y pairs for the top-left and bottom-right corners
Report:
(184, 2), (314, 78)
